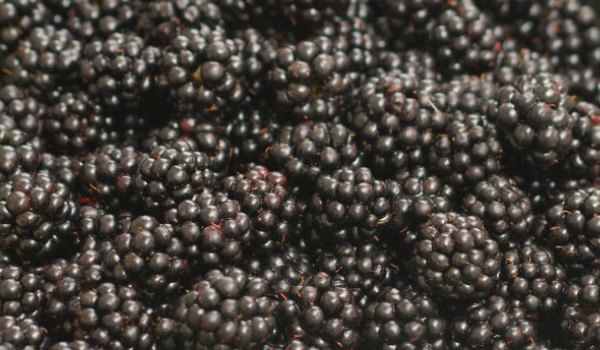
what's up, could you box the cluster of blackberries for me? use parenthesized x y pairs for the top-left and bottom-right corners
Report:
(2, 0), (600, 348)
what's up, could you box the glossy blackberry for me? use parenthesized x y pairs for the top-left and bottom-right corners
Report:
(222, 166), (302, 252)
(133, 146), (215, 214)
(74, 144), (140, 210)
(361, 283), (446, 349)
(174, 267), (278, 349)
(348, 71), (448, 177)
(48, 340), (93, 350)
(78, 205), (133, 241)
(0, 315), (46, 349)
(463, 175), (534, 247)
(493, 44), (557, 86)
(545, 186), (600, 271)
(428, 1), (505, 75)
(0, 170), (79, 259)
(0, 143), (39, 182)
(450, 294), (538, 349)
(226, 106), (280, 167)
(559, 273), (600, 348)
(426, 112), (503, 189)
(306, 166), (393, 244)
(0, 1), (49, 52)
(98, 216), (187, 298)
(42, 91), (118, 154)
(388, 166), (455, 245)
(316, 241), (398, 299)
(79, 32), (161, 111)
(0, 266), (44, 318)
(267, 120), (360, 186)
(410, 212), (500, 300)
(276, 272), (363, 349)
(376, 49), (438, 80)
(0, 85), (42, 140)
(163, 190), (251, 268)
(67, 282), (157, 349)
(491, 74), (576, 167)
(263, 35), (354, 121)
(496, 241), (565, 314)
(563, 101), (600, 178)
(1, 26), (81, 98)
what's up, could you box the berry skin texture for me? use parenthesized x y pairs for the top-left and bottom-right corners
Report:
(410, 212), (501, 300)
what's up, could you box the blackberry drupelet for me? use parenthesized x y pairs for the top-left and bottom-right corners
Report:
(462, 175), (534, 247)
(0, 0), (49, 52)
(0, 85), (42, 141)
(0, 143), (39, 182)
(174, 267), (279, 349)
(491, 74), (576, 167)
(0, 315), (46, 349)
(449, 294), (538, 349)
(496, 241), (565, 314)
(410, 212), (501, 300)
(361, 283), (446, 349)
(0, 266), (44, 318)
(306, 166), (393, 244)
(276, 271), (363, 349)
(79, 32), (161, 111)
(0, 170), (79, 259)
(267, 120), (361, 185)
(544, 186), (600, 271)
(226, 106), (280, 167)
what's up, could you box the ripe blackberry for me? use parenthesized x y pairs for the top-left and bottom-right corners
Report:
(388, 166), (455, 244)
(491, 74), (576, 167)
(462, 175), (534, 247)
(426, 112), (503, 189)
(267, 121), (361, 185)
(133, 146), (215, 214)
(361, 283), (446, 349)
(49, 340), (93, 350)
(263, 35), (354, 121)
(174, 267), (278, 349)
(41, 91), (118, 154)
(545, 186), (600, 271)
(449, 294), (538, 349)
(0, 1), (49, 52)
(0, 315), (46, 349)
(67, 282), (157, 349)
(0, 143), (39, 182)
(316, 241), (398, 299)
(563, 101), (600, 178)
(276, 271), (363, 349)
(376, 49), (438, 80)
(348, 71), (448, 176)
(410, 212), (500, 300)
(306, 166), (393, 244)
(559, 273), (600, 348)
(78, 205), (133, 241)
(493, 44), (556, 86)
(0, 85), (42, 140)
(163, 190), (251, 268)
(0, 266), (44, 318)
(226, 106), (280, 167)
(79, 32), (161, 111)
(496, 241), (565, 314)
(74, 144), (140, 210)
(222, 166), (302, 252)
(1, 26), (81, 98)
(0, 170), (79, 259)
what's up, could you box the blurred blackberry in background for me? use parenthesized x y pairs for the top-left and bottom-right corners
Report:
(361, 283), (446, 349)
(0, 0), (49, 53)
(174, 267), (279, 349)
(410, 212), (500, 300)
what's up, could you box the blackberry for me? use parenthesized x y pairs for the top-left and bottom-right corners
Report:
(347, 71), (447, 176)
(79, 32), (161, 111)
(41, 91), (118, 154)
(563, 101), (600, 178)
(361, 283), (446, 349)
(49, 340), (93, 350)
(491, 74), (576, 167)
(559, 273), (600, 348)
(0, 170), (79, 259)
(133, 146), (215, 214)
(449, 294), (538, 349)
(316, 241), (398, 299)
(496, 241), (565, 314)
(0, 266), (44, 318)
(462, 175), (534, 247)
(410, 212), (500, 300)
(263, 35), (354, 121)
(0, 85), (42, 141)
(0, 143), (39, 182)
(276, 272), (363, 349)
(67, 282), (157, 349)
(426, 111), (503, 189)
(0, 1), (49, 52)
(545, 186), (600, 271)
(174, 267), (278, 349)
(78, 205), (133, 241)
(163, 190), (251, 268)
(74, 144), (140, 210)
(493, 44), (557, 86)
(0, 315), (46, 349)
(226, 106), (280, 167)
(1, 26), (81, 98)
(222, 166), (302, 251)
(306, 166), (393, 244)
(267, 120), (361, 185)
